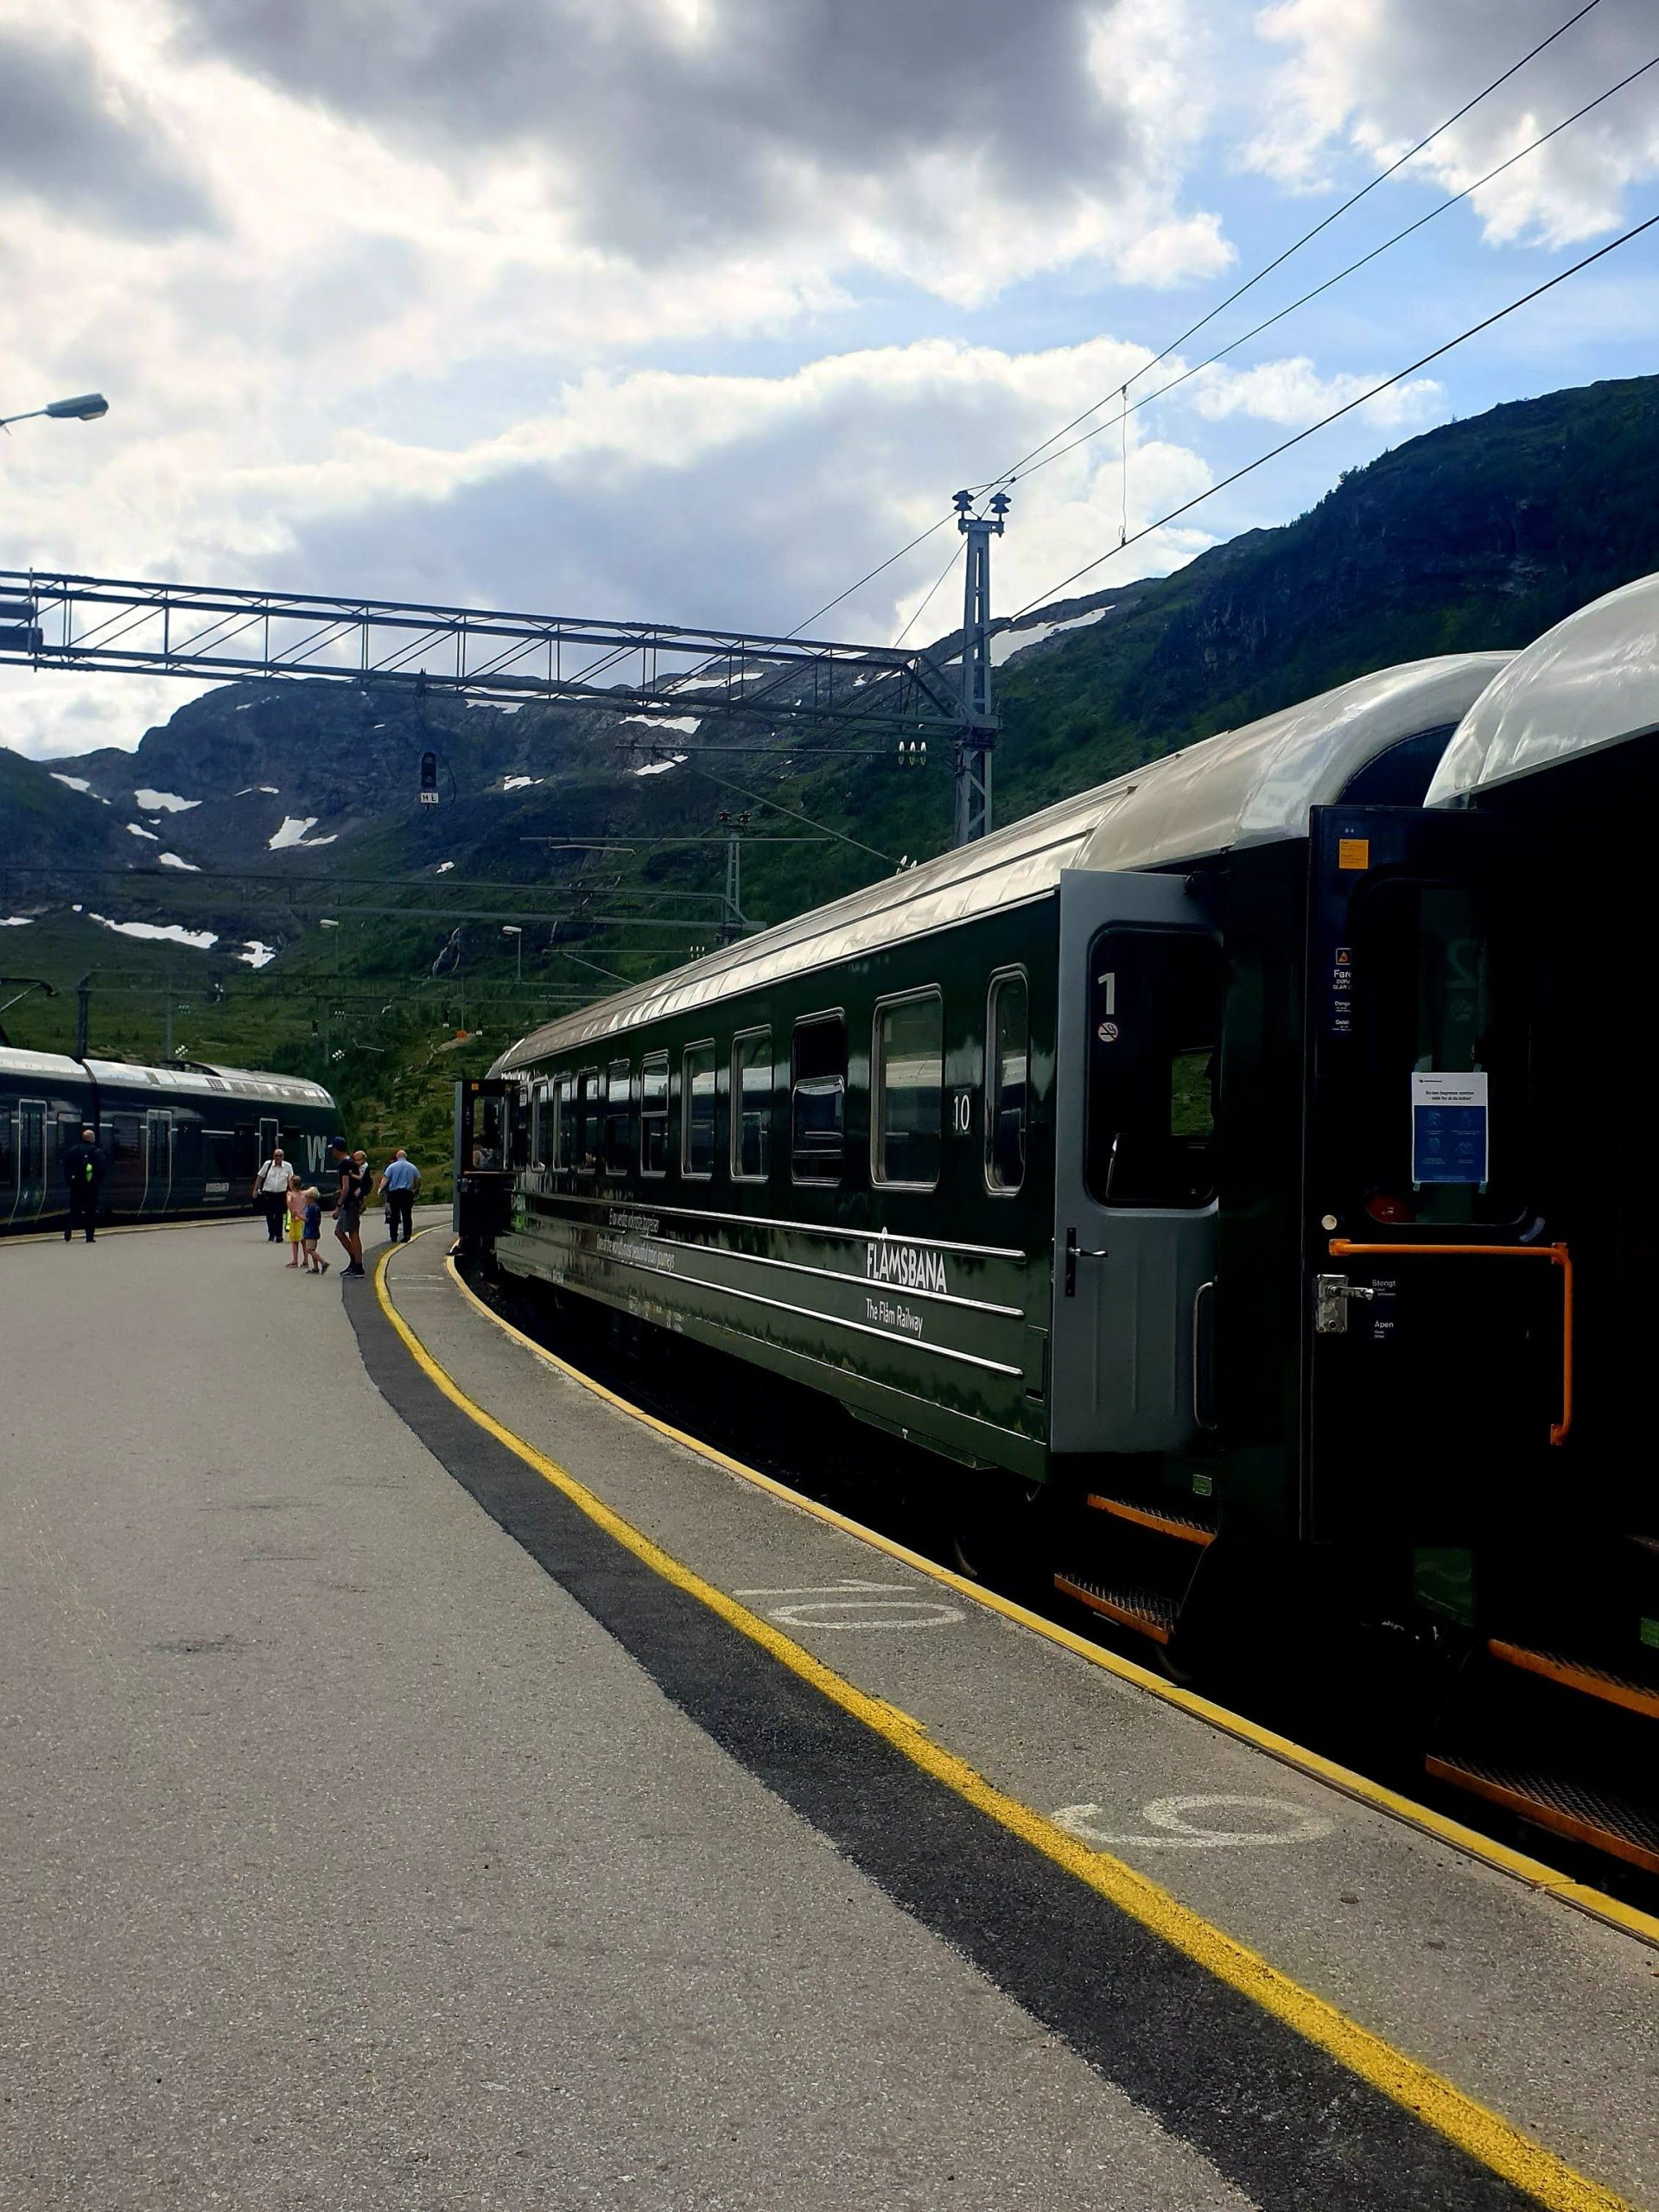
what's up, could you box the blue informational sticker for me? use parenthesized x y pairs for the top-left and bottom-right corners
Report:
(1410, 1071), (1488, 1186)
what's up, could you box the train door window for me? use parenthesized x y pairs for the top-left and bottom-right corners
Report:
(20, 1101), (45, 1188)
(682, 1043), (716, 1179)
(0, 1103), (11, 1189)
(605, 1060), (632, 1175)
(529, 1082), (550, 1173)
(146, 1112), (172, 1179)
(1086, 931), (1219, 1208)
(730, 1029), (772, 1181)
(873, 990), (943, 1190)
(791, 1015), (845, 1184)
(985, 970), (1029, 1195)
(575, 1070), (601, 1173)
(640, 1052), (670, 1178)
(1353, 878), (1520, 1224)
(552, 1074), (575, 1172)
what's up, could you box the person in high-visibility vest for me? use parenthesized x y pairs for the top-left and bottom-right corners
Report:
(62, 1124), (107, 1244)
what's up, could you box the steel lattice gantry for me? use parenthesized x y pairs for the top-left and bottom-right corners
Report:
(0, 568), (969, 739)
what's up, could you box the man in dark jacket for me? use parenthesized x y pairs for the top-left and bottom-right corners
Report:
(63, 1124), (107, 1244)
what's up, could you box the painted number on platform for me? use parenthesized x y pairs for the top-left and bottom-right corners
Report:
(735, 1579), (965, 1630)
(1052, 1794), (1335, 1849)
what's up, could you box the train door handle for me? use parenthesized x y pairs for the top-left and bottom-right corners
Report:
(1065, 1227), (1109, 1296)
(1314, 1273), (1374, 1335)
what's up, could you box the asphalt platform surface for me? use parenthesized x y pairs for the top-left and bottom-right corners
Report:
(3, 1213), (1654, 2211)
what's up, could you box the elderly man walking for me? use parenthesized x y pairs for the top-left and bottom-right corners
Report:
(252, 1144), (290, 1242)
(377, 1147), (421, 1244)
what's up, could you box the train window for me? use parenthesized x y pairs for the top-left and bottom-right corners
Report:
(682, 1043), (716, 1179)
(985, 971), (1028, 1195)
(791, 1014), (845, 1184)
(201, 1129), (234, 1187)
(1085, 929), (1219, 1209)
(605, 1060), (632, 1175)
(575, 1069), (601, 1173)
(873, 990), (943, 1190)
(0, 1105), (11, 1186)
(552, 1074), (575, 1172)
(730, 1030), (772, 1182)
(640, 1052), (670, 1178)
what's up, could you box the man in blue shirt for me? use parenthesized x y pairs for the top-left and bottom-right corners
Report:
(376, 1147), (422, 1244)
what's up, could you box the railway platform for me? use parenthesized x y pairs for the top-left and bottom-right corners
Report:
(3, 1215), (1656, 2212)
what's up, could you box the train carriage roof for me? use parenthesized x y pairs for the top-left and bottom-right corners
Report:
(0, 1046), (332, 1107)
(1427, 569), (1659, 806)
(497, 652), (1508, 1070)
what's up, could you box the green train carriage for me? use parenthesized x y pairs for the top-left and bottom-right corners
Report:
(467, 652), (1505, 1580)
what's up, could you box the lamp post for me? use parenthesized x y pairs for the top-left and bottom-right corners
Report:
(0, 391), (109, 432)
(501, 924), (523, 984)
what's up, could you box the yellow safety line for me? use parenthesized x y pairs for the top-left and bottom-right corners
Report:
(378, 1240), (1635, 2212)
(435, 1246), (1659, 1957)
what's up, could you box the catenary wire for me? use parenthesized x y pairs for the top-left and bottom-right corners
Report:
(976, 0), (1607, 493)
(1012, 207), (1659, 618)
(1010, 47), (1659, 491)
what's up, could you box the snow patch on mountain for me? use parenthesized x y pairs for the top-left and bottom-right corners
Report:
(133, 788), (200, 812)
(268, 816), (337, 850)
(1, 914), (35, 926)
(158, 853), (201, 871)
(990, 605), (1113, 667)
(89, 913), (219, 950)
(500, 776), (543, 791)
(127, 823), (161, 842)
(237, 941), (277, 969)
(632, 753), (687, 778)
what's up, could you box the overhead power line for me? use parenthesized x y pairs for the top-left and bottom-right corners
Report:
(1008, 45), (1659, 492)
(981, 0), (1607, 494)
(1013, 207), (1659, 618)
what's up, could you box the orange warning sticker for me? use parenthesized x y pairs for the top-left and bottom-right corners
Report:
(1337, 836), (1370, 871)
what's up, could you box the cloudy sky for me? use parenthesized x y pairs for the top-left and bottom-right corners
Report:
(2, 0), (1656, 758)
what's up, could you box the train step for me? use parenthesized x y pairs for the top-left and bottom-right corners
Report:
(1084, 1493), (1216, 1547)
(1487, 1641), (1659, 1722)
(1424, 1753), (1659, 1879)
(1052, 1571), (1179, 1645)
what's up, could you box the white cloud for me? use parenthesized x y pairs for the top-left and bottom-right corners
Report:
(1244, 1), (1659, 247)
(1188, 355), (1445, 428)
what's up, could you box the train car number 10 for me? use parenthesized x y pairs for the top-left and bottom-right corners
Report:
(951, 1090), (973, 1135)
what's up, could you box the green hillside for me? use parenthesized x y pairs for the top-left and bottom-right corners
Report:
(6, 369), (1659, 1184)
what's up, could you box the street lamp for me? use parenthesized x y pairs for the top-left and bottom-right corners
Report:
(0, 391), (109, 432)
(501, 924), (523, 984)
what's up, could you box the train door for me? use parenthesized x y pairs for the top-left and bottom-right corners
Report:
(257, 1116), (279, 1167)
(1051, 869), (1222, 1454)
(453, 1077), (512, 1253)
(1301, 805), (1558, 1548)
(15, 1097), (48, 1224)
(143, 1109), (175, 1214)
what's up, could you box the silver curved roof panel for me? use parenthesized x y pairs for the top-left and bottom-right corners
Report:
(1427, 571), (1659, 807)
(498, 652), (1509, 1071)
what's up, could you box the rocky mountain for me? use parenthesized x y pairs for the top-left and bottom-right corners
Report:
(4, 369), (1659, 1041)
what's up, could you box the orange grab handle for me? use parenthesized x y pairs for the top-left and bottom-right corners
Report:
(1327, 1239), (1573, 1447)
